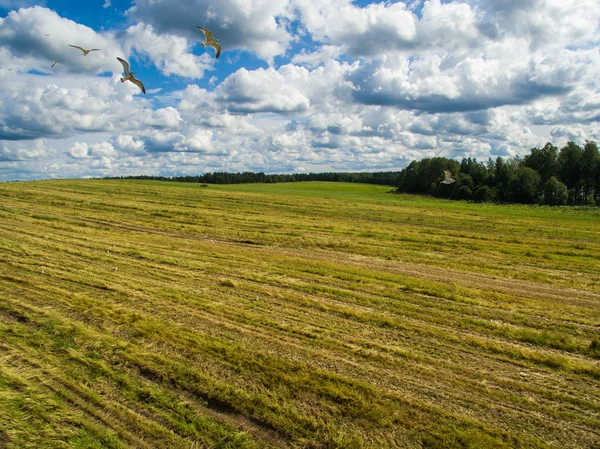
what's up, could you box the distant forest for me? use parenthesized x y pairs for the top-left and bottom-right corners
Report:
(110, 171), (401, 187)
(112, 140), (600, 206)
(395, 140), (600, 205)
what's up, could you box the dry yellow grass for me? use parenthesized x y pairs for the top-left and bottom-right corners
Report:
(1, 179), (599, 448)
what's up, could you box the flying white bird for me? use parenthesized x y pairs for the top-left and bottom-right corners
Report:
(440, 170), (456, 184)
(196, 27), (221, 59)
(117, 57), (146, 94)
(69, 45), (100, 56)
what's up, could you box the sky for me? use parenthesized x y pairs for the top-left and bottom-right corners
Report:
(0, 0), (599, 181)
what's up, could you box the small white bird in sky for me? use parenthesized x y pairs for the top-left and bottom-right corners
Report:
(69, 45), (100, 56)
(440, 170), (456, 184)
(117, 57), (146, 94)
(196, 26), (221, 59)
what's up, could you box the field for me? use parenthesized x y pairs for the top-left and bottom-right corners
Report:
(1, 179), (600, 449)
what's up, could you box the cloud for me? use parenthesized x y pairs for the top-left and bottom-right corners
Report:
(550, 125), (586, 142)
(0, 138), (47, 161)
(65, 141), (118, 159)
(291, 45), (344, 68)
(122, 23), (215, 79)
(0, 7), (124, 75)
(346, 45), (589, 113)
(294, 0), (417, 56)
(0, 70), (186, 143)
(474, 0), (600, 49)
(216, 66), (310, 114)
(111, 134), (146, 155)
(294, 0), (600, 59)
(293, 0), (488, 58)
(127, 0), (295, 61)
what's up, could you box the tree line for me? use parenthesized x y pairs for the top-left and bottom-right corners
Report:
(395, 140), (600, 205)
(108, 171), (401, 186)
(109, 139), (599, 206)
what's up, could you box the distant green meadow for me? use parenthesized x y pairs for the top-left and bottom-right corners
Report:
(1, 179), (599, 448)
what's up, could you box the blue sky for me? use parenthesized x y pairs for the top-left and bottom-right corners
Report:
(1, 0), (599, 180)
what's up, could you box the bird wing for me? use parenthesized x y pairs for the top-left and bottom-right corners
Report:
(89, 49), (100, 52)
(211, 42), (221, 59)
(130, 76), (146, 94)
(52, 62), (58, 67)
(196, 26), (212, 40)
(69, 45), (86, 53)
(116, 57), (130, 75)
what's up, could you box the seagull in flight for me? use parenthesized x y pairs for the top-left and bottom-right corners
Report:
(440, 170), (456, 184)
(117, 57), (146, 94)
(196, 27), (221, 59)
(51, 61), (59, 68)
(69, 45), (100, 56)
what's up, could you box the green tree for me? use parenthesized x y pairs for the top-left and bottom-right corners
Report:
(581, 140), (599, 203)
(456, 185), (473, 200)
(460, 158), (489, 187)
(452, 172), (475, 200)
(421, 157), (460, 196)
(543, 177), (568, 205)
(523, 142), (558, 185)
(494, 156), (520, 202)
(396, 158), (459, 196)
(397, 160), (420, 192)
(473, 185), (493, 202)
(558, 141), (583, 203)
(509, 166), (541, 204)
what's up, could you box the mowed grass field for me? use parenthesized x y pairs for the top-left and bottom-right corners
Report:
(1, 179), (600, 449)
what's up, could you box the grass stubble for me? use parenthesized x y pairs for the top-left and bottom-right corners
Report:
(0, 179), (599, 448)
